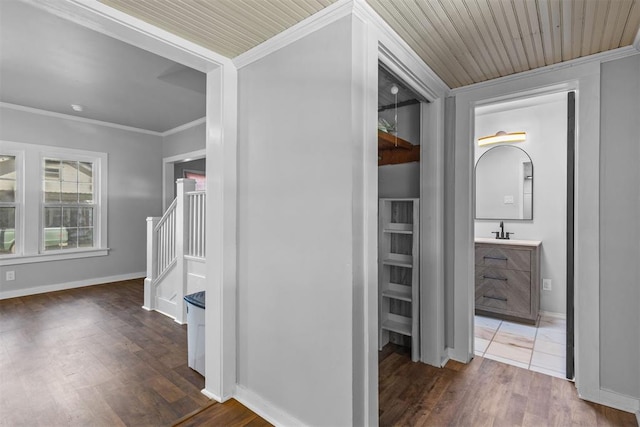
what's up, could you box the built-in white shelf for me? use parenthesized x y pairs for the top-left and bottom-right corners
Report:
(378, 198), (420, 362)
(383, 223), (413, 234)
(381, 286), (412, 302)
(380, 315), (412, 336)
(381, 254), (413, 268)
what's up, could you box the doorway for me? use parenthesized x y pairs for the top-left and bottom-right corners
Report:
(471, 91), (573, 379)
(377, 64), (423, 361)
(36, 0), (238, 402)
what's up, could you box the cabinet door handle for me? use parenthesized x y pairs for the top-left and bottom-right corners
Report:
(482, 275), (507, 281)
(483, 295), (507, 302)
(484, 255), (508, 261)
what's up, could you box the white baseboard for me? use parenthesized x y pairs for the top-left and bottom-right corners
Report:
(597, 388), (640, 414)
(155, 296), (177, 320)
(539, 310), (567, 319)
(0, 272), (145, 299)
(234, 384), (307, 427)
(201, 388), (222, 402)
(580, 387), (640, 414)
(440, 352), (451, 368)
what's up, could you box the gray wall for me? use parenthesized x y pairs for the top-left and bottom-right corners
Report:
(0, 107), (163, 293)
(599, 54), (640, 399)
(162, 121), (205, 158)
(237, 17), (354, 426)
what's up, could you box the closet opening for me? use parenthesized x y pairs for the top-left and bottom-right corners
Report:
(377, 63), (425, 363)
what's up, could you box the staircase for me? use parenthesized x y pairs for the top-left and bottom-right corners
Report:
(144, 178), (206, 323)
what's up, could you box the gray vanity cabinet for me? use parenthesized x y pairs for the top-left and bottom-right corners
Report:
(475, 240), (541, 324)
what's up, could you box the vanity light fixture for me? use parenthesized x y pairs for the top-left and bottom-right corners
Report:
(478, 130), (526, 146)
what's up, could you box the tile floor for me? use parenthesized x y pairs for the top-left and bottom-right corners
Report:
(474, 314), (567, 379)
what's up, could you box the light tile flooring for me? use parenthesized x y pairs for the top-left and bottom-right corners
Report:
(474, 314), (567, 379)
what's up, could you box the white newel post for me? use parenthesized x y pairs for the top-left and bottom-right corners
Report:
(143, 216), (160, 311)
(175, 178), (196, 324)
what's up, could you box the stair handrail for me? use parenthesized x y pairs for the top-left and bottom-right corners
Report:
(155, 198), (177, 233)
(154, 198), (177, 278)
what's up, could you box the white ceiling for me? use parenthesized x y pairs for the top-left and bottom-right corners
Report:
(99, 0), (640, 89)
(0, 0), (205, 133)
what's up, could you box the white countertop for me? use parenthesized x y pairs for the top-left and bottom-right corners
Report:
(475, 237), (542, 247)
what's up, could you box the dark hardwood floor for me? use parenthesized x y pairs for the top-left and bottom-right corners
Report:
(1, 280), (636, 426)
(379, 344), (637, 426)
(0, 279), (264, 426)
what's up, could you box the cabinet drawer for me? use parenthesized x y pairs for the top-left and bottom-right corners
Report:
(475, 267), (531, 316)
(475, 281), (508, 311)
(475, 246), (531, 272)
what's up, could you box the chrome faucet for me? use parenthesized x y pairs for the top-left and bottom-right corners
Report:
(492, 221), (514, 240)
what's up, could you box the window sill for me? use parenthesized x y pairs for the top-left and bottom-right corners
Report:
(0, 248), (110, 266)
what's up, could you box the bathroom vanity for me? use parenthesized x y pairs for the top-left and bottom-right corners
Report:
(475, 238), (541, 324)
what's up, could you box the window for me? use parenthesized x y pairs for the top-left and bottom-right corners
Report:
(43, 159), (95, 251)
(0, 155), (17, 254)
(0, 141), (107, 265)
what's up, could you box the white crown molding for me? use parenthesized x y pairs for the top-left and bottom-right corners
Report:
(161, 117), (206, 137)
(353, 0), (450, 100)
(26, 0), (231, 73)
(0, 271), (144, 300)
(0, 102), (163, 136)
(232, 0), (354, 69)
(450, 46), (640, 96)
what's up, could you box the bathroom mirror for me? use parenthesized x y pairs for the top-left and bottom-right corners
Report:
(475, 145), (533, 220)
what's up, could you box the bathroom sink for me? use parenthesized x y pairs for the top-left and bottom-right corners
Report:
(475, 237), (541, 247)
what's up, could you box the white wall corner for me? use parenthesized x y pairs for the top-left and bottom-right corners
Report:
(234, 385), (308, 427)
(232, 0), (354, 69)
(633, 27), (640, 51)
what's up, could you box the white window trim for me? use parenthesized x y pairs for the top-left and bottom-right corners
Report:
(0, 141), (109, 266)
(0, 147), (24, 257)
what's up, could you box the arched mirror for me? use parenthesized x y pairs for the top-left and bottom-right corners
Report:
(475, 145), (533, 220)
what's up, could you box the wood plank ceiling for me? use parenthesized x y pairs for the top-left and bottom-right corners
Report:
(100, 0), (640, 89)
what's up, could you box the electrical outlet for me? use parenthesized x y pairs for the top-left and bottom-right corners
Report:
(542, 279), (552, 291)
(5, 270), (15, 281)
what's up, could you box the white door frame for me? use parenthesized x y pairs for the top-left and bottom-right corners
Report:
(356, 2), (449, 424)
(376, 37), (447, 367)
(33, 0), (238, 402)
(449, 60), (623, 409)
